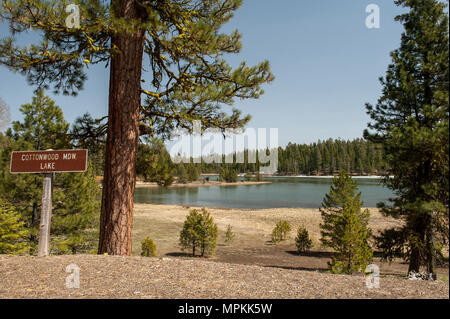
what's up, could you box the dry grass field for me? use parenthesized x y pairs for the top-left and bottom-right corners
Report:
(132, 204), (449, 281)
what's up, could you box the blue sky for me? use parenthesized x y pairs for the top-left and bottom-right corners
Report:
(0, 0), (406, 147)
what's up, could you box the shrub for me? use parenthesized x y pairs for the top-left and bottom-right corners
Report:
(224, 224), (235, 244)
(179, 208), (218, 257)
(295, 225), (313, 253)
(271, 220), (292, 243)
(141, 237), (157, 257)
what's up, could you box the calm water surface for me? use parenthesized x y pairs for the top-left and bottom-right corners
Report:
(134, 176), (394, 209)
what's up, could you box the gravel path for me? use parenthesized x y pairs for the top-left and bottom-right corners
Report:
(0, 255), (447, 299)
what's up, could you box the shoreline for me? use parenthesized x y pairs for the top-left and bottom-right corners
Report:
(135, 180), (272, 188)
(269, 175), (387, 179)
(134, 202), (379, 211)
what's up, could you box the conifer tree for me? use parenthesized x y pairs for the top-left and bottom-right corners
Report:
(177, 164), (188, 184)
(187, 165), (199, 182)
(179, 208), (218, 257)
(271, 220), (291, 244)
(70, 113), (107, 175)
(0, 91), (100, 254)
(0, 90), (71, 249)
(320, 171), (373, 274)
(0, 198), (30, 254)
(141, 236), (157, 257)
(224, 224), (235, 244)
(51, 162), (101, 254)
(0, 0), (273, 255)
(364, 0), (449, 279)
(295, 225), (312, 253)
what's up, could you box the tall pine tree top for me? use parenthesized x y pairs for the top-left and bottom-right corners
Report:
(364, 0), (449, 276)
(365, 0), (448, 137)
(364, 0), (449, 209)
(6, 89), (70, 150)
(0, 0), (274, 137)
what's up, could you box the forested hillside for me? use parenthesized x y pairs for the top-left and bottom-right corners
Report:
(277, 138), (385, 175)
(193, 138), (386, 176)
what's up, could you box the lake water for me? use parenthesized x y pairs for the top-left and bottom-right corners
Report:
(134, 176), (394, 209)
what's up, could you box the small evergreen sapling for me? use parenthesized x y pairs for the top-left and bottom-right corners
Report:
(0, 199), (30, 254)
(295, 225), (313, 253)
(141, 237), (157, 257)
(179, 208), (218, 257)
(271, 220), (292, 243)
(224, 224), (235, 244)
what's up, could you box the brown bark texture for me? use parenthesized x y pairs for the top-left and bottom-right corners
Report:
(98, 0), (145, 255)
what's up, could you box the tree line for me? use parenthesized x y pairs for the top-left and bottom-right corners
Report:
(187, 139), (386, 176)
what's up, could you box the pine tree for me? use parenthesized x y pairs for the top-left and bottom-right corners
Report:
(179, 208), (218, 257)
(0, 90), (71, 250)
(271, 220), (291, 243)
(141, 237), (157, 257)
(70, 113), (107, 175)
(51, 161), (101, 254)
(177, 164), (188, 184)
(187, 165), (199, 182)
(219, 167), (238, 183)
(364, 0), (449, 279)
(295, 225), (312, 253)
(7, 89), (70, 150)
(0, 0), (273, 255)
(313, 147), (322, 175)
(320, 171), (373, 275)
(0, 92), (101, 254)
(179, 209), (200, 257)
(136, 139), (175, 186)
(0, 198), (30, 254)
(224, 224), (235, 244)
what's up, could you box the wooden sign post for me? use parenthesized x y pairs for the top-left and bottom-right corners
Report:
(10, 149), (88, 257)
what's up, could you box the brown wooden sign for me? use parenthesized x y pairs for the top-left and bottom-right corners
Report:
(10, 149), (88, 174)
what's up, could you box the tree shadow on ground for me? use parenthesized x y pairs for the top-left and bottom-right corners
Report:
(263, 264), (330, 273)
(285, 250), (334, 258)
(164, 252), (193, 257)
(164, 252), (216, 259)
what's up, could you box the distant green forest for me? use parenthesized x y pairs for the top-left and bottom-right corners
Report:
(180, 138), (386, 176)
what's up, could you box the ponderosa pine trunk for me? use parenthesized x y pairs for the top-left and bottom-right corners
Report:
(408, 223), (425, 275)
(408, 245), (421, 274)
(98, 0), (145, 255)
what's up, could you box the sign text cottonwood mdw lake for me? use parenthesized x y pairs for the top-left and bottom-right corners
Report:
(10, 149), (88, 173)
